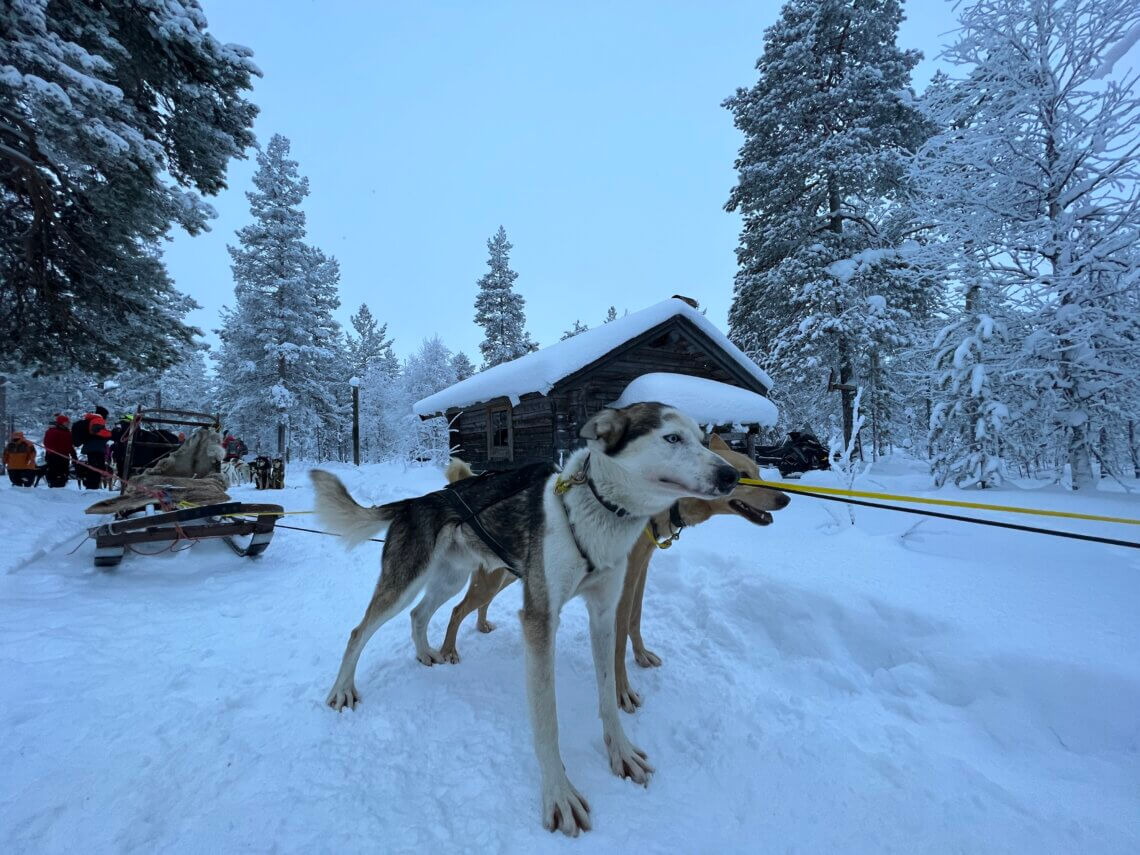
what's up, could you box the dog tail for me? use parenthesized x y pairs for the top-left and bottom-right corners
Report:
(445, 457), (474, 484)
(309, 470), (398, 549)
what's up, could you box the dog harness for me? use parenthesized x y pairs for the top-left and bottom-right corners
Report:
(440, 462), (557, 579)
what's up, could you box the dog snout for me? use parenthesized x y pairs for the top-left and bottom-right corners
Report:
(714, 465), (739, 495)
(773, 491), (791, 510)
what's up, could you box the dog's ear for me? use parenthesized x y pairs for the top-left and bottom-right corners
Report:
(580, 408), (630, 453)
(708, 433), (730, 452)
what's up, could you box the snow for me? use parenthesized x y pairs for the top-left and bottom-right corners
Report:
(414, 298), (774, 415)
(2, 458), (1138, 852)
(611, 373), (777, 427)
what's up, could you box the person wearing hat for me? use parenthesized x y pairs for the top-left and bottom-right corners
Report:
(4, 431), (38, 487)
(42, 414), (78, 488)
(79, 415), (113, 490)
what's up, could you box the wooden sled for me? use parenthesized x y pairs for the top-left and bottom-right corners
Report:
(91, 501), (284, 569)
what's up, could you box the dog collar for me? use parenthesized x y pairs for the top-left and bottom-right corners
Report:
(646, 502), (686, 549)
(555, 455), (632, 518)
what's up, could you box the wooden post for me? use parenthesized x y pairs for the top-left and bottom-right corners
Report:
(350, 378), (360, 466)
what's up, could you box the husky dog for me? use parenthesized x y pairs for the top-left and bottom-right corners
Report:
(269, 457), (285, 489)
(310, 402), (740, 836)
(221, 461), (241, 487)
(252, 456), (272, 490)
(436, 434), (790, 713)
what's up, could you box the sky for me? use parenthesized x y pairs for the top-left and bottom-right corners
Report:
(164, 0), (962, 365)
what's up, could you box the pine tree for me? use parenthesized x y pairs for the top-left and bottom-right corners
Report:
(347, 303), (398, 380)
(913, 0), (1140, 488)
(604, 306), (618, 323)
(102, 347), (214, 414)
(215, 134), (345, 459)
(928, 279), (1010, 488)
(361, 337), (458, 464)
(473, 226), (536, 368)
(450, 352), (476, 381)
(725, 0), (931, 449)
(0, 0), (258, 373)
(560, 320), (590, 340)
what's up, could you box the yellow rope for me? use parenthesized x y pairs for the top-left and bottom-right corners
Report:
(738, 478), (1140, 526)
(177, 501), (314, 518)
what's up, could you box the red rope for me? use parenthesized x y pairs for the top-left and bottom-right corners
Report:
(30, 438), (175, 508)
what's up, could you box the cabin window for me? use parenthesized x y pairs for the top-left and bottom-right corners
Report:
(487, 405), (512, 460)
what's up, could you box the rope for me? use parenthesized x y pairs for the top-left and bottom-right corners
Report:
(273, 522), (384, 543)
(738, 478), (1140, 527)
(741, 481), (1140, 550)
(30, 438), (173, 507)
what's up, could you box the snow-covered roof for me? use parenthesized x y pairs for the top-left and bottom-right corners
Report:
(414, 298), (773, 416)
(611, 373), (778, 427)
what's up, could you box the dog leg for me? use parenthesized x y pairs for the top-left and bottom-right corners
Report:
(478, 570), (515, 638)
(583, 572), (654, 786)
(327, 573), (426, 711)
(521, 603), (591, 836)
(410, 562), (468, 666)
(439, 567), (512, 664)
(629, 559), (662, 668)
(476, 603), (495, 634)
(615, 553), (646, 713)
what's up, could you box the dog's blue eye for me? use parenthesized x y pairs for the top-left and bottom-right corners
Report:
(663, 434), (682, 444)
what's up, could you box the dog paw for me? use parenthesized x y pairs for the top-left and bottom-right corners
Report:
(541, 777), (591, 837)
(415, 647), (445, 666)
(476, 618), (496, 634)
(617, 682), (642, 714)
(326, 685), (360, 711)
(605, 733), (654, 785)
(634, 648), (662, 668)
(439, 646), (461, 664)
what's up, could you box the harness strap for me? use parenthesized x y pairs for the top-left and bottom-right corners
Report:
(441, 482), (525, 578)
(560, 494), (598, 574)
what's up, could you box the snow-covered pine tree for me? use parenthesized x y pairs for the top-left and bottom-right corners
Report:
(604, 306), (618, 323)
(399, 337), (459, 464)
(473, 226), (536, 368)
(362, 337), (458, 464)
(913, 0), (1140, 488)
(215, 135), (345, 459)
(346, 303), (398, 380)
(724, 0), (931, 450)
(450, 352), (476, 381)
(560, 320), (590, 340)
(102, 347), (215, 414)
(928, 278), (1010, 488)
(0, 0), (258, 374)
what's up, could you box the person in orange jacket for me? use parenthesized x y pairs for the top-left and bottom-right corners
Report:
(4, 431), (38, 487)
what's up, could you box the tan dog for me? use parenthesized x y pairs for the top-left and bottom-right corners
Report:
(438, 434), (789, 711)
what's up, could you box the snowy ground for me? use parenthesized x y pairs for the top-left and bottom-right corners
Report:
(1, 458), (1138, 853)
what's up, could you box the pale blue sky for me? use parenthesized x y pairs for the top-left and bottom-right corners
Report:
(164, 0), (961, 364)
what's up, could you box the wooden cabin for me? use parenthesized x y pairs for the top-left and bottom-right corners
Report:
(413, 297), (774, 470)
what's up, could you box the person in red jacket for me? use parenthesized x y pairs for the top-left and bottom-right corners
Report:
(43, 414), (77, 488)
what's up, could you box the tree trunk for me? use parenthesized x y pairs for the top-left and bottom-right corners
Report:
(1129, 420), (1140, 479)
(352, 384), (360, 466)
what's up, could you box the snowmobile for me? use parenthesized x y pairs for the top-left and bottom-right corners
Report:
(753, 431), (830, 477)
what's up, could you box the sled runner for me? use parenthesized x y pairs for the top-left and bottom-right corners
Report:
(90, 501), (284, 567)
